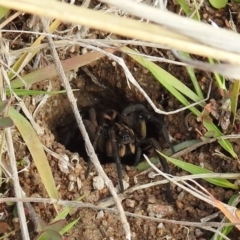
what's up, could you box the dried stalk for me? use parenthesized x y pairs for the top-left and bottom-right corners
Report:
(0, 65), (30, 240)
(0, 196), (235, 240)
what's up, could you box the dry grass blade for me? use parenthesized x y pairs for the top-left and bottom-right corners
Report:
(10, 49), (115, 88)
(8, 108), (58, 202)
(210, 195), (240, 231)
(0, 0), (240, 66)
(101, 0), (240, 54)
(8, 19), (61, 80)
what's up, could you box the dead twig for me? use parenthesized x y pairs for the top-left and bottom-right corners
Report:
(1, 68), (30, 240)
(0, 196), (235, 240)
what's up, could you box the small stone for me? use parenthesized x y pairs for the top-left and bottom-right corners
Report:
(125, 199), (136, 208)
(68, 181), (75, 192)
(74, 163), (83, 175)
(77, 177), (82, 190)
(177, 191), (185, 200)
(157, 223), (165, 229)
(58, 154), (70, 174)
(147, 204), (174, 218)
(92, 176), (105, 190)
(68, 174), (77, 182)
(69, 208), (78, 216)
(195, 228), (203, 237)
(176, 200), (184, 209)
(96, 210), (104, 219)
(147, 195), (158, 204)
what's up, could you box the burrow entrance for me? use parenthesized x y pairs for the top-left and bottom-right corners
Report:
(48, 59), (175, 167)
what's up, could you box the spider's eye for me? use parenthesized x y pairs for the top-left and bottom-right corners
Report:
(119, 131), (132, 144)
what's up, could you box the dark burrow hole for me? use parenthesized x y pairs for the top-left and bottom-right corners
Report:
(54, 97), (168, 167)
(51, 72), (171, 169)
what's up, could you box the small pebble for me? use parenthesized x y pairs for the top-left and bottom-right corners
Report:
(68, 181), (75, 192)
(58, 154), (70, 174)
(68, 174), (77, 182)
(96, 210), (104, 219)
(195, 228), (203, 237)
(177, 191), (185, 200)
(176, 200), (184, 209)
(147, 195), (158, 204)
(157, 223), (165, 229)
(93, 176), (105, 190)
(125, 199), (136, 208)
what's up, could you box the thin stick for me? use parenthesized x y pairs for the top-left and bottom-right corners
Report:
(0, 197), (237, 228)
(41, 18), (131, 240)
(1, 67), (30, 240)
(5, 130), (30, 240)
(0, 196), (236, 239)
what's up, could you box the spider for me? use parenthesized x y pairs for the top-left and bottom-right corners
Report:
(83, 104), (174, 201)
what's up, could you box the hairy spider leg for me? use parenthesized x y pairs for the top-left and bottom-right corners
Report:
(133, 115), (146, 166)
(122, 104), (149, 116)
(141, 112), (175, 154)
(122, 104), (175, 154)
(109, 129), (124, 193)
(133, 143), (142, 167)
(122, 104), (174, 201)
(147, 138), (173, 202)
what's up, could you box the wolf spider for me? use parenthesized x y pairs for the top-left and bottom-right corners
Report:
(83, 104), (174, 200)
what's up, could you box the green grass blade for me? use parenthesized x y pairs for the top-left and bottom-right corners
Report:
(37, 229), (62, 240)
(136, 156), (159, 171)
(211, 194), (237, 240)
(209, 0), (228, 9)
(178, 52), (204, 98)
(203, 120), (237, 158)
(53, 207), (73, 222)
(0, 117), (14, 129)
(53, 196), (84, 222)
(59, 218), (80, 235)
(124, 47), (202, 103)
(0, 6), (9, 19)
(164, 154), (238, 189)
(175, 0), (192, 16)
(146, 60), (201, 103)
(124, 47), (236, 158)
(208, 58), (226, 90)
(231, 79), (240, 123)
(175, 0), (199, 20)
(8, 108), (58, 199)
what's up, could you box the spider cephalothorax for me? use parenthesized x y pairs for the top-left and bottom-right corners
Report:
(83, 104), (174, 201)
